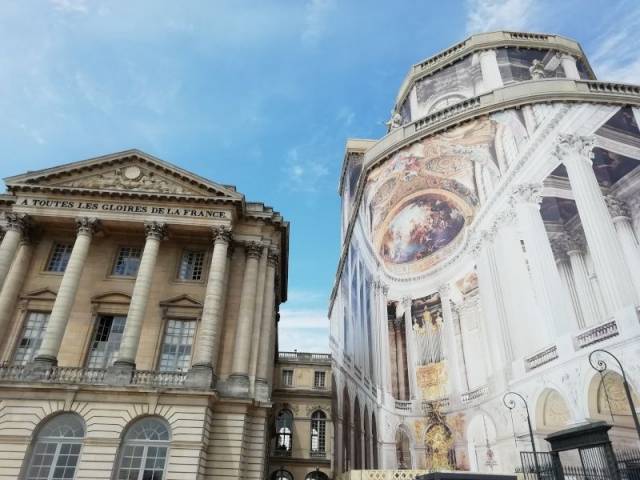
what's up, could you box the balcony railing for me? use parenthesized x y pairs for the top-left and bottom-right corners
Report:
(278, 352), (331, 363)
(525, 345), (559, 371)
(395, 400), (412, 412)
(461, 384), (489, 404)
(0, 364), (188, 388)
(575, 320), (619, 349)
(309, 450), (326, 458)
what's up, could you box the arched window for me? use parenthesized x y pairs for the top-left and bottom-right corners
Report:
(395, 428), (411, 469)
(25, 413), (85, 480)
(276, 409), (293, 454)
(310, 410), (326, 454)
(305, 471), (329, 480)
(271, 469), (294, 480)
(115, 417), (170, 480)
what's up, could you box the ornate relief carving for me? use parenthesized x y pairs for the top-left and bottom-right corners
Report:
(553, 134), (595, 163)
(529, 59), (546, 80)
(4, 213), (29, 233)
(511, 182), (543, 205)
(75, 217), (100, 236)
(144, 221), (167, 240)
(61, 166), (199, 194)
(244, 241), (263, 259)
(543, 390), (571, 428)
(211, 225), (232, 244)
(605, 195), (630, 219)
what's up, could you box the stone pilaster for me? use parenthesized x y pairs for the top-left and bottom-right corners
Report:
(34, 217), (99, 367)
(187, 225), (232, 388)
(606, 195), (640, 300)
(512, 183), (575, 335)
(255, 249), (278, 401)
(226, 241), (262, 397)
(554, 135), (637, 316)
(112, 221), (166, 374)
(0, 213), (28, 291)
(0, 234), (33, 346)
(439, 284), (462, 402)
(249, 246), (268, 387)
(401, 296), (418, 399)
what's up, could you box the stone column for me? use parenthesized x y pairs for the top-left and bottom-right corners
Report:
(0, 235), (33, 342)
(249, 246), (268, 385)
(565, 235), (602, 327)
(558, 53), (580, 80)
(402, 297), (418, 399)
(439, 284), (462, 402)
(606, 196), (640, 300)
(187, 226), (232, 387)
(227, 241), (262, 396)
(255, 249), (278, 400)
(512, 183), (576, 335)
(551, 237), (585, 329)
(113, 221), (166, 371)
(35, 217), (99, 366)
(479, 49), (503, 92)
(378, 283), (392, 395)
(0, 213), (28, 291)
(554, 135), (637, 316)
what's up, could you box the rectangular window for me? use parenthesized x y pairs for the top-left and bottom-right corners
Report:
(177, 250), (205, 281)
(46, 243), (73, 272)
(282, 369), (293, 386)
(13, 311), (49, 364)
(314, 371), (326, 389)
(86, 315), (126, 368)
(159, 319), (196, 372)
(112, 246), (142, 276)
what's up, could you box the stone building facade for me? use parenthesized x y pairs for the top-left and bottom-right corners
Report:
(329, 31), (640, 477)
(0, 149), (289, 479)
(268, 351), (333, 480)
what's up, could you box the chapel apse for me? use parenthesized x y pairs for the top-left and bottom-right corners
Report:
(366, 117), (497, 275)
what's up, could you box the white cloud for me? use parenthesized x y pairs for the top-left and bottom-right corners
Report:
(50, 0), (88, 14)
(301, 0), (336, 44)
(465, 0), (539, 35)
(283, 147), (329, 193)
(278, 307), (329, 353)
(279, 307), (328, 329)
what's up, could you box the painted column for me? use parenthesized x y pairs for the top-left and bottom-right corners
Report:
(0, 235), (33, 342)
(558, 53), (580, 80)
(255, 249), (278, 400)
(402, 297), (418, 399)
(439, 284), (462, 402)
(227, 241), (262, 396)
(565, 235), (602, 327)
(188, 225), (232, 387)
(114, 221), (166, 369)
(551, 237), (585, 329)
(35, 217), (99, 365)
(378, 283), (392, 395)
(0, 213), (27, 291)
(512, 183), (576, 335)
(479, 49), (504, 92)
(248, 246), (268, 384)
(606, 196), (640, 300)
(554, 134), (637, 316)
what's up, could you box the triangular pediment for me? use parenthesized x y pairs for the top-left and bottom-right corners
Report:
(4, 149), (243, 201)
(21, 288), (57, 301)
(159, 294), (203, 309)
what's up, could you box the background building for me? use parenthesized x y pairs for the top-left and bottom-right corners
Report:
(329, 31), (640, 477)
(0, 149), (289, 479)
(268, 351), (333, 480)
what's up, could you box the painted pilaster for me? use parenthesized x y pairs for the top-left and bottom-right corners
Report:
(227, 241), (262, 396)
(554, 134), (637, 317)
(565, 235), (602, 327)
(401, 296), (418, 399)
(114, 221), (166, 370)
(558, 53), (580, 80)
(187, 225), (232, 388)
(551, 237), (585, 329)
(606, 196), (640, 300)
(439, 284), (462, 403)
(479, 49), (503, 92)
(35, 217), (99, 366)
(0, 213), (28, 291)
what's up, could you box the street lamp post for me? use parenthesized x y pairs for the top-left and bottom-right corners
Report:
(503, 391), (540, 480)
(588, 348), (640, 443)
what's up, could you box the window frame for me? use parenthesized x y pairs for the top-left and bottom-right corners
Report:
(310, 410), (326, 453)
(275, 409), (293, 454)
(157, 318), (197, 372)
(176, 249), (207, 282)
(12, 311), (50, 365)
(85, 314), (127, 369)
(110, 245), (143, 278)
(45, 242), (74, 274)
(113, 416), (171, 480)
(313, 371), (326, 389)
(282, 369), (294, 387)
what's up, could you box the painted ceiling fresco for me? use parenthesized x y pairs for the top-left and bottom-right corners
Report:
(366, 117), (497, 275)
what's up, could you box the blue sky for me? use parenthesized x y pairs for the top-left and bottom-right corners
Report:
(1, 0), (639, 352)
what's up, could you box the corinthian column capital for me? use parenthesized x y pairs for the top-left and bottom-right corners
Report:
(143, 221), (167, 240)
(75, 217), (100, 236)
(244, 241), (263, 260)
(211, 225), (232, 244)
(605, 195), (630, 220)
(511, 182), (543, 205)
(267, 249), (280, 267)
(438, 283), (452, 299)
(4, 213), (29, 233)
(554, 134), (595, 163)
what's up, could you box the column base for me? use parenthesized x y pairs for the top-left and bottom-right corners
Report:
(185, 364), (217, 389)
(223, 373), (250, 397)
(26, 356), (57, 381)
(254, 377), (270, 402)
(105, 361), (135, 386)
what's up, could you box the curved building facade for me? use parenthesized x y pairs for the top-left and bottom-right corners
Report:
(329, 31), (640, 476)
